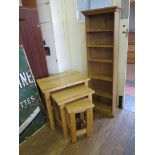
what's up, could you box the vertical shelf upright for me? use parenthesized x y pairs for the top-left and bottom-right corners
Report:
(82, 6), (121, 117)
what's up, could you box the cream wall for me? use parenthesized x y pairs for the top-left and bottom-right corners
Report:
(65, 0), (87, 75)
(49, 0), (71, 73)
(50, 0), (87, 75)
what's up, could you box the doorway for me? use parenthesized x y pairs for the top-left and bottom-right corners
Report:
(124, 1), (135, 112)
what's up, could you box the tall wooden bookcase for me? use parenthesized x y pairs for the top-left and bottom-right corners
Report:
(82, 6), (120, 117)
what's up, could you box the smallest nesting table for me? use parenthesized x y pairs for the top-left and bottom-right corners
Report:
(51, 85), (94, 139)
(36, 71), (90, 136)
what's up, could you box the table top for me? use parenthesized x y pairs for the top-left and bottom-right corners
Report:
(36, 71), (90, 93)
(51, 85), (94, 106)
(66, 98), (94, 114)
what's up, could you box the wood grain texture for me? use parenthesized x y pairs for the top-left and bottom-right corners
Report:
(51, 85), (95, 106)
(124, 121), (135, 155)
(37, 71), (91, 138)
(88, 58), (113, 63)
(70, 113), (77, 143)
(82, 6), (121, 15)
(76, 129), (87, 136)
(98, 111), (134, 155)
(112, 11), (120, 115)
(94, 101), (113, 116)
(65, 99), (94, 114)
(82, 7), (120, 117)
(19, 109), (135, 155)
(19, 124), (69, 155)
(88, 48), (113, 60)
(59, 106), (69, 139)
(61, 109), (134, 155)
(37, 71), (90, 92)
(44, 93), (55, 130)
(19, 7), (48, 79)
(86, 108), (93, 138)
(66, 98), (94, 143)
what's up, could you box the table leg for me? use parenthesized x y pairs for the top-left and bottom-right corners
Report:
(44, 92), (56, 130)
(88, 94), (92, 102)
(86, 108), (93, 138)
(70, 113), (76, 143)
(85, 81), (88, 86)
(59, 106), (68, 139)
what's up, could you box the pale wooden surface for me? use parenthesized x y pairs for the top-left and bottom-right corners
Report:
(87, 44), (113, 48)
(66, 98), (94, 143)
(69, 113), (77, 143)
(88, 48), (113, 61)
(86, 108), (93, 138)
(90, 74), (112, 82)
(37, 71), (90, 93)
(82, 6), (121, 15)
(83, 6), (120, 117)
(36, 71), (90, 131)
(66, 99), (94, 114)
(88, 58), (113, 63)
(44, 93), (55, 130)
(112, 11), (120, 115)
(20, 109), (135, 155)
(51, 84), (94, 139)
(87, 29), (114, 32)
(59, 107), (69, 139)
(76, 129), (87, 136)
(51, 85), (95, 106)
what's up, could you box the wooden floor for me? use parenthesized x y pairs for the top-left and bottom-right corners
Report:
(124, 64), (135, 113)
(126, 64), (135, 81)
(20, 108), (135, 155)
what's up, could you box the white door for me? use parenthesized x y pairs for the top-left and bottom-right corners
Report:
(117, 19), (129, 108)
(113, 0), (130, 107)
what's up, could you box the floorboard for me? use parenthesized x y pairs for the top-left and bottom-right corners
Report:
(19, 124), (69, 155)
(124, 121), (135, 155)
(124, 64), (135, 113)
(20, 109), (135, 155)
(98, 111), (134, 155)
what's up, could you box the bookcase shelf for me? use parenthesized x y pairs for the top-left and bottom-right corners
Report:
(88, 58), (113, 63)
(90, 74), (112, 82)
(86, 28), (114, 32)
(87, 45), (113, 48)
(94, 101), (112, 116)
(82, 6), (120, 116)
(95, 91), (112, 99)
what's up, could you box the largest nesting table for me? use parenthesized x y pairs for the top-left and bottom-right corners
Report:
(36, 71), (90, 138)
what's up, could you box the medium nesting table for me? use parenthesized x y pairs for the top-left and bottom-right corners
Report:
(36, 71), (90, 138)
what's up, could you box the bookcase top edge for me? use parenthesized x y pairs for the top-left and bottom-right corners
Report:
(82, 6), (121, 16)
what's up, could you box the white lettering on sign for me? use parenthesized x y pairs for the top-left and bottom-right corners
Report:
(19, 106), (41, 135)
(20, 95), (35, 109)
(19, 71), (34, 89)
(26, 72), (34, 84)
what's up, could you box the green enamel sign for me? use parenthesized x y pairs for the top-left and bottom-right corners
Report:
(19, 47), (46, 144)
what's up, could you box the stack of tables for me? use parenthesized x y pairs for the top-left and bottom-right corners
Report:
(37, 71), (90, 138)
